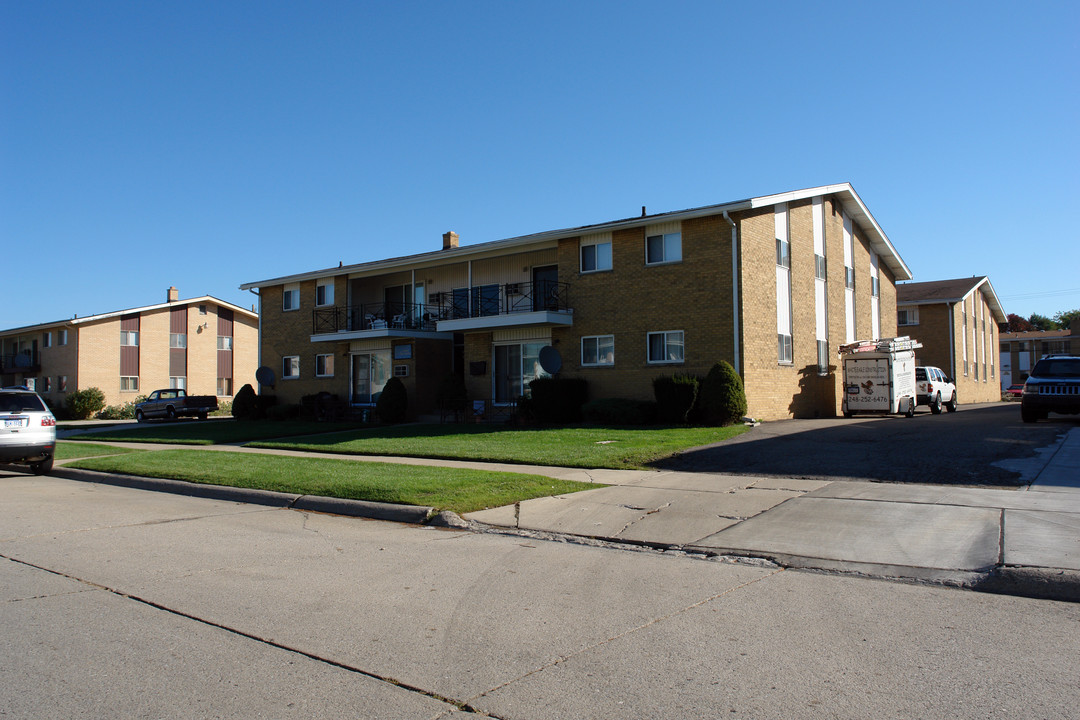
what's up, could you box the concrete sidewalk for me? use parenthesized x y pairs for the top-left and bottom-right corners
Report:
(468, 427), (1080, 601)
(55, 425), (1080, 601)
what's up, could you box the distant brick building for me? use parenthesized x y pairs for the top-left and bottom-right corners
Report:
(896, 277), (1007, 403)
(241, 184), (912, 421)
(0, 288), (258, 408)
(999, 320), (1078, 388)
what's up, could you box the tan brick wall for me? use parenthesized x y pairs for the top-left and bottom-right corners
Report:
(76, 318), (124, 404)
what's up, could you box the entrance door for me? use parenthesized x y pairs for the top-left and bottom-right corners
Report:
(532, 265), (559, 311)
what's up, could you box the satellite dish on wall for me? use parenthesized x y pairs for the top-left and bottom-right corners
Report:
(255, 366), (276, 388)
(538, 346), (562, 375)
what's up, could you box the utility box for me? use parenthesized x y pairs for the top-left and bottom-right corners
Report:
(839, 337), (922, 417)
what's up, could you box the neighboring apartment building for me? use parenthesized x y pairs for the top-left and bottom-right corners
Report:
(0, 288), (258, 409)
(241, 183), (910, 421)
(895, 277), (1006, 404)
(999, 320), (1078, 388)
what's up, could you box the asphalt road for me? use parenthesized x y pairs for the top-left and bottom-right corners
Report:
(658, 403), (1074, 486)
(3, 472), (1079, 719)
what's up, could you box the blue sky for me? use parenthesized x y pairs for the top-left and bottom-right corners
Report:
(3, 1), (1077, 330)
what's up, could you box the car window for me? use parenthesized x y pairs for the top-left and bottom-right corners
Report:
(1032, 359), (1080, 378)
(0, 392), (46, 413)
(916, 369), (927, 381)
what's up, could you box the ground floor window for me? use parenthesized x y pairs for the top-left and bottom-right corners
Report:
(283, 356), (300, 379)
(121, 376), (139, 392)
(352, 351), (390, 404)
(316, 354), (334, 377)
(217, 378), (233, 397)
(59, 376), (68, 392)
(581, 335), (614, 366)
(647, 331), (684, 364)
(493, 342), (549, 404)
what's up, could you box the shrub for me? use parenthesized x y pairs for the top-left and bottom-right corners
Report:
(652, 374), (699, 424)
(266, 403), (300, 421)
(698, 361), (747, 426)
(377, 377), (408, 424)
(212, 400), (232, 417)
(252, 394), (278, 419)
(582, 398), (657, 426)
(436, 373), (468, 420)
(232, 385), (257, 420)
(96, 395), (147, 420)
(526, 377), (588, 424)
(66, 387), (106, 420)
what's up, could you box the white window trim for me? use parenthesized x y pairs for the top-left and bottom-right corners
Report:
(647, 330), (685, 365)
(580, 335), (615, 367)
(315, 353), (334, 378)
(120, 330), (139, 347)
(645, 232), (682, 266)
(282, 355), (300, 379)
(120, 376), (139, 392)
(580, 234), (613, 274)
(315, 280), (335, 307)
(283, 284), (300, 312)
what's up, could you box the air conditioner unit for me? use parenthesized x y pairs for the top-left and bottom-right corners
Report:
(505, 283), (521, 295)
(428, 292), (442, 304)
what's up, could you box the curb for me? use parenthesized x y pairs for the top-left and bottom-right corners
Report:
(53, 468), (433, 525)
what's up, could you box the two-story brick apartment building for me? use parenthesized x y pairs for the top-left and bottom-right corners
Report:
(895, 276), (1006, 404)
(241, 184), (910, 421)
(0, 288), (258, 409)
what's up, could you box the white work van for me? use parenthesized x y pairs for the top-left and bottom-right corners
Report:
(839, 337), (921, 418)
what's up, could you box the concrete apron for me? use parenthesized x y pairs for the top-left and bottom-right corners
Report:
(468, 473), (1080, 601)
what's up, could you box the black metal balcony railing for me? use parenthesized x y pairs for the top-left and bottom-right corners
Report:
(0, 351), (40, 373)
(311, 281), (572, 334)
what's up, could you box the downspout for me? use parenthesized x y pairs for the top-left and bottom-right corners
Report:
(723, 211), (741, 374)
(947, 302), (955, 379)
(248, 288), (262, 389)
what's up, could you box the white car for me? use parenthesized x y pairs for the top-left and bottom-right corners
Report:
(0, 387), (57, 474)
(915, 366), (957, 414)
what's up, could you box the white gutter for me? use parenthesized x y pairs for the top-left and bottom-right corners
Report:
(248, 288), (262, 387)
(724, 211), (740, 374)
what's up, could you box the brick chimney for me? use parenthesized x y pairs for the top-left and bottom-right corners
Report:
(442, 231), (459, 250)
(167, 286), (179, 303)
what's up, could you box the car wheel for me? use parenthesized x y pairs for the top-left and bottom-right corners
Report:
(945, 393), (957, 413)
(135, 409), (145, 423)
(1021, 403), (1038, 423)
(197, 412), (208, 421)
(166, 407), (176, 421)
(931, 394), (942, 414)
(31, 456), (54, 476)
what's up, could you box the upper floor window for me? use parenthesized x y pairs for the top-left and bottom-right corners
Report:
(316, 280), (334, 307)
(120, 330), (139, 346)
(845, 267), (855, 290)
(581, 335), (614, 367)
(59, 329), (68, 345)
(647, 330), (684, 364)
(42, 332), (52, 348)
(776, 238), (791, 269)
(580, 235), (612, 273)
(217, 336), (233, 351)
(871, 277), (880, 297)
(283, 284), (300, 312)
(646, 232), (681, 265)
(170, 333), (187, 349)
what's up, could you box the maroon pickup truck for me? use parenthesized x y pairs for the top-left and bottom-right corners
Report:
(134, 389), (218, 422)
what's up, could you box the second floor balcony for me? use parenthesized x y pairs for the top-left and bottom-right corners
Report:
(0, 351), (40, 374)
(311, 280), (573, 341)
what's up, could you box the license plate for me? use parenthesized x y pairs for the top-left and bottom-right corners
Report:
(4, 418), (26, 428)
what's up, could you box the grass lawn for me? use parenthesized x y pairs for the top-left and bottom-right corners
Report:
(65, 450), (601, 514)
(55, 441), (142, 460)
(250, 423), (750, 469)
(64, 419), (369, 446)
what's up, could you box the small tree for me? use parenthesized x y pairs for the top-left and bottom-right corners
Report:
(232, 384), (257, 420)
(66, 387), (106, 420)
(376, 377), (408, 424)
(698, 361), (747, 426)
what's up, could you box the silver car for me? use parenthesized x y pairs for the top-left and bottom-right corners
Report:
(0, 388), (56, 475)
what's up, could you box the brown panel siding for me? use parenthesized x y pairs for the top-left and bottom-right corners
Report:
(170, 307), (188, 333)
(217, 350), (233, 379)
(120, 314), (139, 376)
(218, 308), (234, 337)
(170, 348), (187, 376)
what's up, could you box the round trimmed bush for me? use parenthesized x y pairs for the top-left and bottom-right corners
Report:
(376, 377), (408, 424)
(698, 361), (747, 426)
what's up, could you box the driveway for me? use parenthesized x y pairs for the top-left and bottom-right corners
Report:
(656, 403), (1073, 486)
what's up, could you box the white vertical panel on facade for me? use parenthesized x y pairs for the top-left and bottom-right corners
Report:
(843, 212), (854, 342)
(774, 203), (788, 242)
(813, 197), (827, 343)
(812, 197), (824, 256)
(870, 253), (880, 339)
(777, 266), (791, 334)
